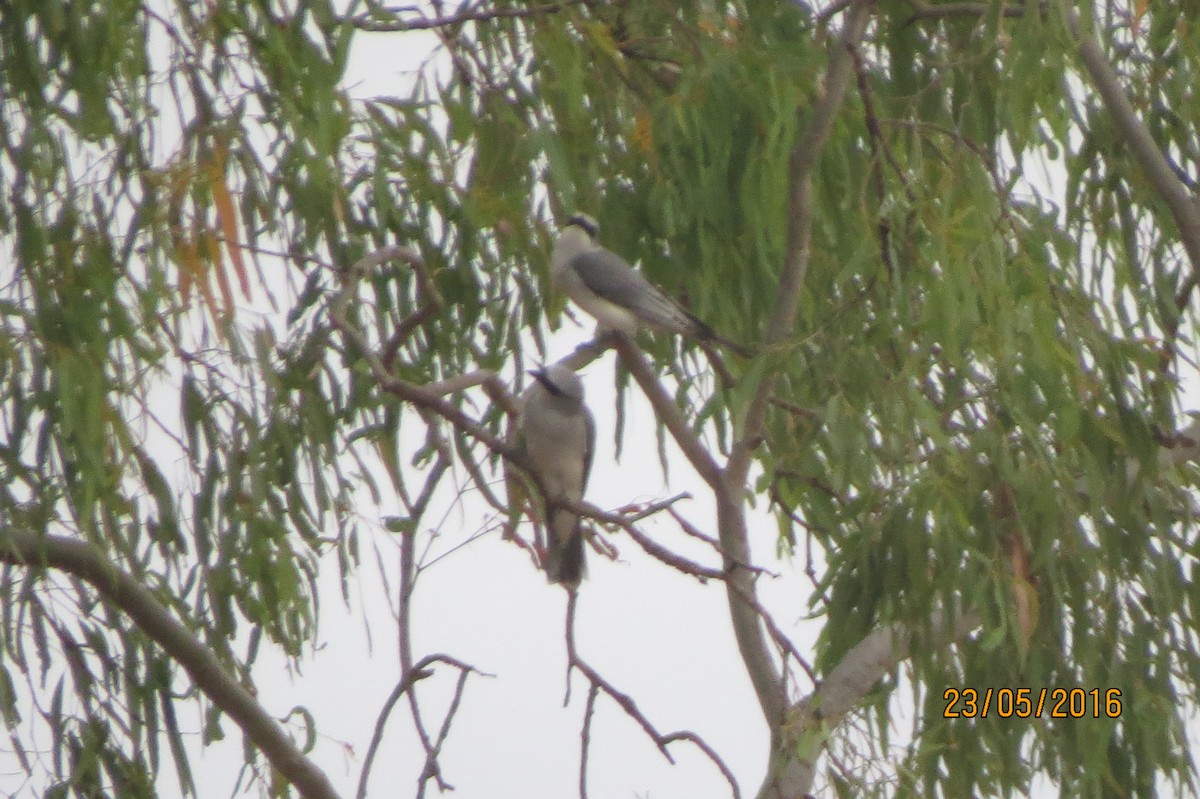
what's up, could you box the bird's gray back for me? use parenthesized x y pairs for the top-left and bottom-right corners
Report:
(571, 248), (701, 335)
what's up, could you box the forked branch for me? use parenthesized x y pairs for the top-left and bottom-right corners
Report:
(565, 595), (742, 798)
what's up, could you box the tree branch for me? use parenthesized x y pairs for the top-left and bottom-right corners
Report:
(0, 528), (343, 799)
(703, 2), (875, 778)
(1062, 3), (1200, 275)
(714, 490), (787, 724)
(355, 653), (484, 799)
(757, 604), (981, 799)
(349, 1), (585, 32)
(728, 0), (875, 488)
(612, 335), (724, 488)
(565, 604), (741, 798)
(812, 603), (981, 724)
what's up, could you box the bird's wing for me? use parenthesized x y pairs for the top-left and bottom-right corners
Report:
(582, 405), (596, 491)
(570, 248), (660, 309)
(572, 248), (703, 334)
(504, 402), (536, 530)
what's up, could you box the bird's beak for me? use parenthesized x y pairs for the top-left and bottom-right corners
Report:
(529, 367), (558, 395)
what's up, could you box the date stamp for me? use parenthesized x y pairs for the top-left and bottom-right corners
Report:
(943, 688), (1122, 719)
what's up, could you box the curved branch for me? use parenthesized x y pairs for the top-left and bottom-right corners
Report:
(728, 0), (875, 487)
(0, 528), (342, 799)
(1063, 4), (1200, 274)
(356, 654), (482, 799)
(709, 0), (876, 770)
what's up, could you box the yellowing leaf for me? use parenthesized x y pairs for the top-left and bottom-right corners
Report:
(633, 108), (654, 158)
(1133, 0), (1149, 36)
(205, 141), (252, 298)
(203, 228), (234, 322)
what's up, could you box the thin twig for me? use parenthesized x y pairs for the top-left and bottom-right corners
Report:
(355, 654), (487, 799)
(728, 582), (817, 687)
(904, 0), (1033, 23)
(579, 684), (598, 799)
(349, 1), (585, 32)
(564, 608), (742, 798)
(666, 508), (775, 577)
(381, 248), (443, 369)
(618, 523), (724, 581)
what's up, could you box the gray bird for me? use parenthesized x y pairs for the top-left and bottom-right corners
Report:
(550, 214), (753, 357)
(515, 364), (595, 587)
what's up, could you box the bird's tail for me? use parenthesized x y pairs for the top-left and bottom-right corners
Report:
(545, 509), (585, 588)
(711, 331), (756, 359)
(685, 312), (756, 359)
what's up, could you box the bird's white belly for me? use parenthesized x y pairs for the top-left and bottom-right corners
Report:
(575, 290), (639, 334)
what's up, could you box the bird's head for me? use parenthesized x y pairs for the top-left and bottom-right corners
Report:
(563, 213), (599, 240)
(531, 364), (585, 403)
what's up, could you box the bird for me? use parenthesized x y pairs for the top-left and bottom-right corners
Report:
(550, 214), (753, 357)
(512, 364), (595, 587)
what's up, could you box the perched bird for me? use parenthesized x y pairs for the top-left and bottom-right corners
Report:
(513, 364), (595, 587)
(550, 214), (753, 357)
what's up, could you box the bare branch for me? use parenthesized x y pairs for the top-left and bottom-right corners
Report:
(662, 731), (742, 798)
(728, 581), (817, 687)
(355, 654), (487, 799)
(565, 608), (742, 798)
(714, 488), (789, 728)
(0, 528), (343, 799)
(707, 2), (876, 761)
(565, 331), (620, 371)
(419, 664), (473, 793)
(667, 507), (774, 576)
(622, 492), (693, 520)
(399, 518), (448, 793)
(812, 604), (981, 723)
(616, 521), (725, 581)
(579, 684), (598, 799)
(424, 369), (508, 404)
